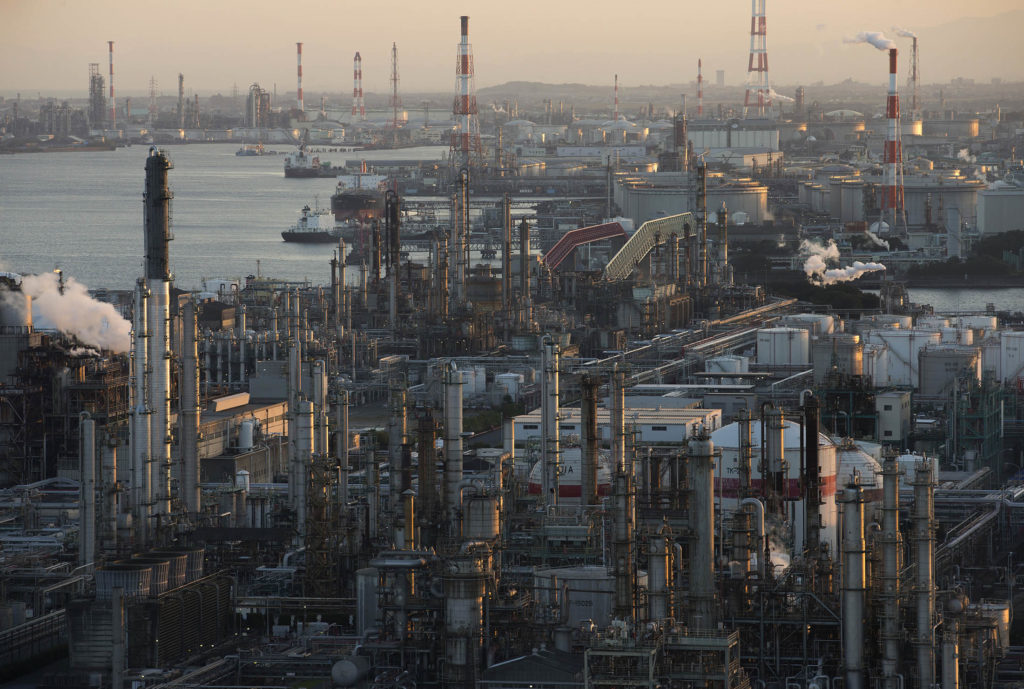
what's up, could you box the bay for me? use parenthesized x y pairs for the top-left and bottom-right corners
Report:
(0, 143), (447, 290)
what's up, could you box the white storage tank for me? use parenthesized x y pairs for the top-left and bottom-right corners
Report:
(958, 315), (998, 337)
(981, 337), (1002, 381)
(473, 365), (487, 394)
(917, 315), (950, 330)
(533, 565), (616, 627)
(463, 495), (500, 540)
(1000, 331), (1024, 385)
(780, 313), (836, 336)
(756, 327), (810, 366)
(866, 330), (941, 388)
(940, 327), (973, 345)
(862, 344), (889, 386)
(706, 355), (749, 374)
(528, 447), (611, 501)
(812, 334), (863, 384)
(918, 345), (981, 397)
(711, 419), (838, 557)
(238, 419), (255, 450)
(836, 440), (883, 506)
(495, 372), (524, 400)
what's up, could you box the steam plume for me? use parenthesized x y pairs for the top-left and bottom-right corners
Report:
(892, 27), (917, 38)
(800, 238), (886, 284)
(864, 229), (890, 250)
(768, 88), (795, 103)
(845, 31), (896, 51)
(10, 273), (131, 352)
(957, 148), (976, 164)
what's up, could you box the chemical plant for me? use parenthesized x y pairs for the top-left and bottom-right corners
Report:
(3, 8), (1024, 689)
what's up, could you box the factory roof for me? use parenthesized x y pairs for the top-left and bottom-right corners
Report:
(481, 648), (584, 687)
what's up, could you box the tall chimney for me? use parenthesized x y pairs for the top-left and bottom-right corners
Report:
(296, 42), (304, 113)
(884, 48), (904, 233)
(108, 41), (116, 131)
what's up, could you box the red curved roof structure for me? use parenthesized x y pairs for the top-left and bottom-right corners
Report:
(542, 222), (627, 272)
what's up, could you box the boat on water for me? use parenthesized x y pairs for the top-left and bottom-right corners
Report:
(284, 144), (341, 178)
(331, 168), (387, 221)
(236, 143), (266, 156)
(281, 203), (341, 243)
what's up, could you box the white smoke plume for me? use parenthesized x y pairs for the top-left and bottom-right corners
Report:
(957, 148), (977, 164)
(768, 88), (795, 103)
(891, 27), (917, 39)
(15, 273), (131, 352)
(845, 31), (897, 51)
(800, 238), (886, 284)
(864, 230), (890, 250)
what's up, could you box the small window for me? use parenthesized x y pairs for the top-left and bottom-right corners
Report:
(884, 430), (893, 437)
(523, 424), (539, 430)
(883, 404), (893, 411)
(651, 425), (668, 431)
(560, 425), (575, 431)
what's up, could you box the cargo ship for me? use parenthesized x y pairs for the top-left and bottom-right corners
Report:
(281, 203), (341, 243)
(283, 145), (341, 178)
(331, 170), (387, 222)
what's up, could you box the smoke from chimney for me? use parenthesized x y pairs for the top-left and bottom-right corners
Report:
(891, 27), (917, 38)
(845, 31), (896, 51)
(800, 239), (886, 285)
(2, 273), (131, 352)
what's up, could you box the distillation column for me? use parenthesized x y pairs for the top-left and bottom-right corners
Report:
(80, 413), (96, 566)
(913, 459), (936, 689)
(688, 428), (716, 628)
(444, 362), (464, 527)
(841, 478), (867, 689)
(181, 299), (200, 515)
(880, 451), (902, 685)
(143, 149), (174, 532)
(611, 364), (634, 619)
(580, 373), (600, 507)
(131, 279), (150, 546)
(540, 336), (560, 508)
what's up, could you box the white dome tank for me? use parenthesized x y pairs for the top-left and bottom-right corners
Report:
(528, 447), (611, 500)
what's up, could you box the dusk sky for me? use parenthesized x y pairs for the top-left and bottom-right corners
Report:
(3, 0), (1022, 97)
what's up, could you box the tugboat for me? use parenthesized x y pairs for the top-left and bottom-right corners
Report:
(281, 202), (341, 243)
(235, 143), (266, 156)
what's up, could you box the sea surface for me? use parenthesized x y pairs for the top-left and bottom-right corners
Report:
(0, 143), (447, 290)
(906, 287), (1024, 314)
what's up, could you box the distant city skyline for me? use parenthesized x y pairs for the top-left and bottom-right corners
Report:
(3, 0), (1022, 98)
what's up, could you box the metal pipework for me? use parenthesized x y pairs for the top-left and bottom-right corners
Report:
(312, 360), (328, 455)
(648, 526), (671, 621)
(294, 399), (313, 539)
(540, 336), (561, 508)
(695, 158), (707, 288)
(803, 394), (822, 556)
(444, 362), (464, 526)
(841, 477), (867, 689)
(80, 412), (96, 566)
(913, 459), (937, 689)
(717, 201), (730, 285)
(611, 364), (634, 619)
(385, 191), (400, 331)
(181, 299), (201, 515)
(688, 428), (716, 628)
(501, 193), (512, 338)
(336, 390), (350, 505)
(880, 450), (902, 683)
(389, 380), (407, 516)
(101, 437), (118, 551)
(942, 615), (960, 689)
(519, 218), (532, 329)
(580, 373), (600, 507)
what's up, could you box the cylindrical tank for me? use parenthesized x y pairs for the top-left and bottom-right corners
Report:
(957, 315), (998, 335)
(836, 441), (883, 505)
(332, 656), (370, 687)
(96, 564), (152, 600)
(495, 372), (523, 400)
(528, 447), (611, 500)
(918, 345), (981, 397)
(756, 327), (810, 366)
(130, 556), (170, 595)
(238, 419), (255, 450)
(866, 330), (941, 388)
(781, 313), (836, 337)
(147, 551), (188, 589)
(940, 327), (973, 345)
(706, 355), (748, 374)
(235, 469), (251, 491)
(862, 343), (889, 386)
(463, 495), (500, 540)
(999, 331), (1024, 385)
(917, 316), (950, 330)
(812, 334), (864, 384)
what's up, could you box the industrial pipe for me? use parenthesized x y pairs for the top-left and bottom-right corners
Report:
(79, 412), (96, 567)
(841, 478), (866, 689)
(540, 336), (560, 508)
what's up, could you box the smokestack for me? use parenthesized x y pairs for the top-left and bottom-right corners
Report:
(452, 15), (479, 171)
(296, 42), (304, 113)
(294, 399), (313, 539)
(80, 412), (96, 566)
(885, 48), (904, 233)
(613, 74), (619, 121)
(108, 41), (116, 131)
(502, 194), (512, 339)
(540, 336), (561, 508)
(352, 52), (365, 120)
(177, 74), (184, 129)
(143, 150), (174, 533)
(390, 42), (401, 128)
(181, 299), (200, 515)
(841, 478), (867, 689)
(697, 59), (703, 117)
(743, 0), (771, 118)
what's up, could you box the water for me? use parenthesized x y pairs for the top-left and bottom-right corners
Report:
(0, 143), (447, 290)
(906, 287), (1024, 314)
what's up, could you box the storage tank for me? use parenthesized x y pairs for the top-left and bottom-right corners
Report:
(917, 316), (950, 330)
(130, 556), (170, 596)
(862, 344), (888, 387)
(836, 440), (883, 506)
(96, 564), (152, 600)
(533, 565), (616, 627)
(332, 656), (371, 687)
(940, 327), (973, 345)
(238, 419), (255, 450)
(866, 330), (941, 387)
(463, 495), (500, 540)
(780, 313), (836, 336)
(756, 327), (810, 366)
(958, 315), (998, 338)
(706, 355), (749, 374)
(918, 345), (981, 397)
(981, 337), (1002, 381)
(1000, 331), (1024, 385)
(711, 419), (838, 556)
(495, 372), (524, 400)
(527, 447), (611, 500)
(812, 334), (864, 384)
(147, 551), (188, 590)
(473, 365), (487, 394)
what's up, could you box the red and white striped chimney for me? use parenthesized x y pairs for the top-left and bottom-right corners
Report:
(108, 41), (116, 130)
(697, 58), (703, 117)
(296, 42), (304, 113)
(352, 52), (365, 120)
(884, 48), (903, 230)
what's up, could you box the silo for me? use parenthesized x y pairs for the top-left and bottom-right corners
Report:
(756, 327), (810, 366)
(866, 330), (941, 387)
(781, 313), (836, 336)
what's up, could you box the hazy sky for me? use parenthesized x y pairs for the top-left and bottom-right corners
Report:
(3, 0), (1022, 98)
